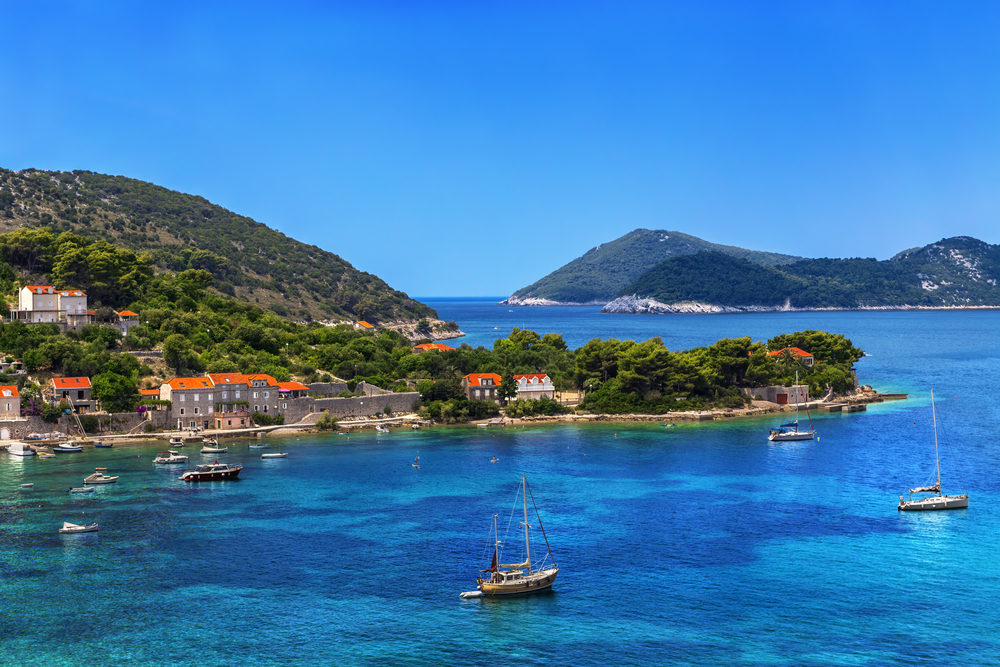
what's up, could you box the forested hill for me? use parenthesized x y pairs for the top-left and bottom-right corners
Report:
(605, 236), (1000, 312)
(502, 229), (806, 305)
(0, 168), (435, 323)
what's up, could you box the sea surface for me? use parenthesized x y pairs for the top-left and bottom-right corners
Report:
(3, 302), (1000, 666)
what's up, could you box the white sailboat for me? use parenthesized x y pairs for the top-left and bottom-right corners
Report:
(899, 390), (969, 511)
(463, 474), (559, 598)
(768, 371), (815, 442)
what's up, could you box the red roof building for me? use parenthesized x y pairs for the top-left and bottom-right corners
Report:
(766, 347), (815, 366)
(413, 343), (454, 353)
(462, 373), (503, 403)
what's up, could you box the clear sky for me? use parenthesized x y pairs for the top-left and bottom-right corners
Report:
(3, 1), (1000, 297)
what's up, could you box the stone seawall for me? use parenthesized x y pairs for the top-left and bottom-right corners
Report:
(312, 392), (420, 419)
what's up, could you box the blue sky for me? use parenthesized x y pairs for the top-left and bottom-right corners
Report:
(3, 1), (1000, 297)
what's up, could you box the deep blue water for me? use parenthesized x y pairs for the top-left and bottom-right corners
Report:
(3, 303), (1000, 665)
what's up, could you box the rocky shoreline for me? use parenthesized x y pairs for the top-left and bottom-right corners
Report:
(601, 294), (1000, 315)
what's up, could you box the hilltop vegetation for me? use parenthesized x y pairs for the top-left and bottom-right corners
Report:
(0, 168), (435, 323)
(505, 229), (805, 304)
(614, 236), (1000, 310)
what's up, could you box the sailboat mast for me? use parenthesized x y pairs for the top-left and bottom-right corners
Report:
(493, 513), (499, 568)
(522, 475), (532, 573)
(795, 371), (800, 426)
(931, 389), (941, 489)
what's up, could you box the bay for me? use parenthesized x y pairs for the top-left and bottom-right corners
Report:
(3, 302), (1000, 665)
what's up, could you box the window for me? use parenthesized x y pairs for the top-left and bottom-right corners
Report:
(194, 407), (199, 415)
(190, 421), (196, 429)
(194, 394), (200, 402)
(227, 419), (232, 426)
(222, 391), (228, 399)
(264, 391), (269, 399)
(5, 403), (9, 411)
(180, 395), (186, 402)
(253, 392), (258, 399)
(282, 403), (287, 409)
(235, 391), (241, 398)
(77, 390), (84, 400)
(254, 405), (259, 412)
(208, 394), (213, 402)
(475, 389), (481, 399)
(180, 408), (185, 415)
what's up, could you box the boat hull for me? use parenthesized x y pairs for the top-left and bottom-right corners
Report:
(478, 568), (559, 596)
(768, 431), (814, 442)
(899, 494), (969, 511)
(179, 468), (242, 482)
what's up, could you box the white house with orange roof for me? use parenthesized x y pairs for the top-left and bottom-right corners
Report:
(51, 377), (97, 413)
(9, 286), (93, 327)
(513, 374), (555, 400)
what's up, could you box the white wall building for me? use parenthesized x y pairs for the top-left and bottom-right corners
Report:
(513, 374), (555, 401)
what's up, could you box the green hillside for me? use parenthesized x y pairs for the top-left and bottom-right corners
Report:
(505, 229), (805, 304)
(0, 168), (435, 323)
(614, 236), (1000, 309)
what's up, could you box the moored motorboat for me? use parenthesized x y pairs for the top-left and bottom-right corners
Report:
(59, 521), (99, 534)
(36, 452), (55, 458)
(83, 472), (119, 485)
(7, 442), (35, 457)
(899, 390), (969, 511)
(93, 442), (113, 448)
(376, 424), (389, 433)
(201, 439), (227, 454)
(154, 450), (189, 464)
(179, 462), (243, 482)
(52, 445), (84, 453)
(261, 446), (286, 459)
(69, 486), (96, 493)
(169, 436), (185, 447)
(468, 474), (559, 598)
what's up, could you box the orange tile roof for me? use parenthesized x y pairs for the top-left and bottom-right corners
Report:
(207, 373), (250, 386)
(278, 382), (309, 391)
(464, 373), (502, 387)
(86, 310), (96, 315)
(57, 289), (87, 297)
(413, 343), (454, 352)
(766, 347), (814, 358)
(165, 377), (212, 390)
(52, 377), (91, 388)
(117, 310), (139, 317)
(357, 320), (374, 328)
(25, 285), (54, 294)
(0, 385), (20, 398)
(246, 374), (278, 386)
(139, 389), (160, 396)
(514, 374), (549, 381)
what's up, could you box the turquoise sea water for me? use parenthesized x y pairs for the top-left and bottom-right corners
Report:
(3, 304), (1000, 665)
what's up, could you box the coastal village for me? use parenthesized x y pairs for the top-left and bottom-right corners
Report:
(0, 283), (891, 448)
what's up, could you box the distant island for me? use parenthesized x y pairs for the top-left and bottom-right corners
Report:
(501, 229), (804, 306)
(502, 228), (1000, 313)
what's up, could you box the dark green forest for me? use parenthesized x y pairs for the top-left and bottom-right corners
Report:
(0, 168), (435, 323)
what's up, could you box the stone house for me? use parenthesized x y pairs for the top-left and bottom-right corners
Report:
(513, 374), (555, 400)
(206, 373), (253, 430)
(246, 374), (282, 416)
(0, 385), (20, 419)
(160, 377), (215, 430)
(113, 310), (141, 335)
(462, 373), (502, 403)
(52, 377), (97, 413)
(8, 286), (94, 327)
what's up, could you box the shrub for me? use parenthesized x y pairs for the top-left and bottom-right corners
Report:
(315, 410), (338, 431)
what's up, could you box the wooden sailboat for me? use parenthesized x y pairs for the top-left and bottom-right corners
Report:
(472, 474), (558, 597)
(899, 390), (969, 511)
(768, 371), (815, 441)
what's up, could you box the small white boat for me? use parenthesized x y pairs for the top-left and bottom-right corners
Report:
(69, 486), (96, 493)
(59, 521), (99, 534)
(153, 450), (189, 464)
(249, 443), (269, 449)
(7, 442), (35, 457)
(20, 483), (33, 488)
(376, 424), (389, 433)
(768, 372), (815, 442)
(83, 472), (119, 485)
(411, 424), (420, 430)
(169, 436), (186, 447)
(201, 445), (228, 454)
(261, 452), (287, 459)
(52, 445), (84, 453)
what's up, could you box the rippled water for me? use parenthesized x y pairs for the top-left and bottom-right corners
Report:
(3, 306), (1000, 665)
